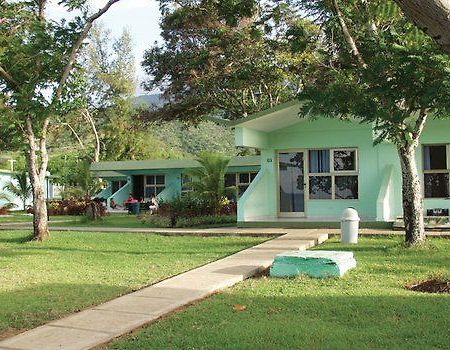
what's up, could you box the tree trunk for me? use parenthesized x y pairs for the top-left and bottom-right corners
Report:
(31, 180), (49, 241)
(394, 0), (450, 54)
(397, 146), (426, 245)
(26, 116), (50, 241)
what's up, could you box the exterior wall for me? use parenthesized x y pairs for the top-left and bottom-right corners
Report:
(238, 116), (450, 223)
(0, 170), (53, 210)
(101, 165), (261, 207)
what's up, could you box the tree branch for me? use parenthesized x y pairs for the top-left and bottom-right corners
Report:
(53, 0), (122, 102)
(81, 109), (100, 163)
(331, 0), (367, 68)
(394, 0), (450, 54)
(61, 122), (85, 150)
(412, 107), (428, 146)
(38, 117), (50, 182)
(0, 65), (20, 90)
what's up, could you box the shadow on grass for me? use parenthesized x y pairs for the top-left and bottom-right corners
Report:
(0, 233), (34, 244)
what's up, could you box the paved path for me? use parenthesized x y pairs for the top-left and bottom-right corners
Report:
(0, 229), (328, 350)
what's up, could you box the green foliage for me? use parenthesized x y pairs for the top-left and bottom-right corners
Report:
(143, 0), (321, 121)
(0, 1), (87, 127)
(48, 153), (103, 197)
(174, 215), (237, 228)
(80, 25), (185, 161)
(295, 0), (450, 146)
(187, 152), (236, 207)
(145, 215), (172, 228)
(0, 192), (16, 213)
(151, 120), (237, 156)
(155, 190), (237, 228)
(3, 171), (31, 211)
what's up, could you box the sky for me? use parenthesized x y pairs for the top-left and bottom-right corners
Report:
(47, 0), (163, 95)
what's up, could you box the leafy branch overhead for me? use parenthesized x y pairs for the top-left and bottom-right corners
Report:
(142, 0), (323, 122)
(294, 0), (450, 245)
(0, 0), (123, 240)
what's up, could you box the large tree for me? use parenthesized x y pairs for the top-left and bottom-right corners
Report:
(0, 0), (122, 240)
(295, 0), (450, 245)
(143, 0), (321, 121)
(393, 0), (450, 54)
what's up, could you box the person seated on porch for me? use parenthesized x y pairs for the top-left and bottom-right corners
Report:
(149, 195), (158, 214)
(110, 198), (118, 210)
(123, 194), (138, 211)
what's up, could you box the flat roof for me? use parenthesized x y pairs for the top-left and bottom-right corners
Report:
(230, 100), (306, 132)
(90, 156), (260, 173)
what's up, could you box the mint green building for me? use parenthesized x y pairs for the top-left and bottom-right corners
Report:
(232, 101), (450, 227)
(90, 157), (260, 208)
(91, 100), (450, 227)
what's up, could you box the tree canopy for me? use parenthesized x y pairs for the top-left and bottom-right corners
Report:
(142, 0), (321, 121)
(293, 0), (450, 245)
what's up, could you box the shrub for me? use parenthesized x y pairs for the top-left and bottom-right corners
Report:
(174, 215), (237, 228)
(145, 215), (172, 228)
(47, 198), (87, 216)
(146, 194), (237, 228)
(157, 194), (237, 223)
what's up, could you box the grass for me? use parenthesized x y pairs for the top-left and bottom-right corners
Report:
(0, 213), (78, 223)
(0, 230), (267, 338)
(48, 214), (148, 228)
(107, 236), (450, 350)
(48, 214), (238, 229)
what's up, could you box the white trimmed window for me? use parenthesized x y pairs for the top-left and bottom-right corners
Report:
(423, 145), (449, 198)
(181, 174), (193, 193)
(145, 175), (165, 197)
(225, 172), (258, 197)
(308, 148), (358, 200)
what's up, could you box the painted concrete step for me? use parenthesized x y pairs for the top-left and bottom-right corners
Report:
(270, 250), (356, 278)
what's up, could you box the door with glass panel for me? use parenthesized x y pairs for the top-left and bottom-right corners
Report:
(278, 152), (305, 216)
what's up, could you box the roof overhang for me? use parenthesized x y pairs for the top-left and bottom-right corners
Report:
(90, 156), (261, 173)
(230, 100), (305, 132)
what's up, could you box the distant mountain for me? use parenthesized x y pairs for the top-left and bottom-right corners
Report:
(133, 94), (164, 108)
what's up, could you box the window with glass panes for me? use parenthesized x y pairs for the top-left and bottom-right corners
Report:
(308, 149), (358, 200)
(181, 174), (193, 193)
(423, 145), (450, 198)
(144, 175), (165, 197)
(225, 172), (258, 197)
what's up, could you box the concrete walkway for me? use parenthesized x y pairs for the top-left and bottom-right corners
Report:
(0, 229), (328, 350)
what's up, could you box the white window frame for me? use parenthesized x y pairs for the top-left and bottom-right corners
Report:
(181, 174), (193, 193)
(225, 172), (257, 197)
(308, 148), (359, 200)
(144, 174), (165, 198)
(423, 144), (450, 199)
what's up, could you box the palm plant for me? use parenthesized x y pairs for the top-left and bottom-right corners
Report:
(0, 192), (16, 214)
(187, 152), (237, 212)
(3, 171), (32, 211)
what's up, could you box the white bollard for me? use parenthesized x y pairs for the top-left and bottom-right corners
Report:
(341, 208), (360, 244)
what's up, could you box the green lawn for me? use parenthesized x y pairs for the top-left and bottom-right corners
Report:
(108, 236), (450, 350)
(48, 214), (147, 228)
(0, 214), (79, 223)
(0, 230), (267, 339)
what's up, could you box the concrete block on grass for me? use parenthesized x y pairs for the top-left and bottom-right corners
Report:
(270, 250), (356, 278)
